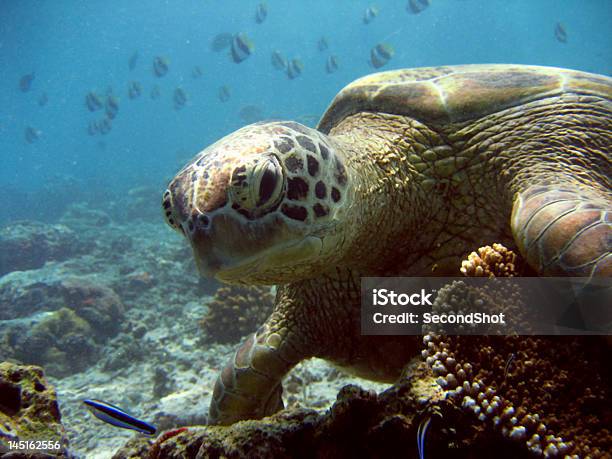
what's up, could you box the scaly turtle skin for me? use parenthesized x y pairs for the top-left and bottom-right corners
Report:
(162, 64), (611, 425)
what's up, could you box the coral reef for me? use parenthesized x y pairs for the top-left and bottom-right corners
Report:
(152, 368), (175, 399)
(1, 277), (125, 377)
(0, 362), (73, 457)
(0, 274), (124, 325)
(111, 370), (528, 458)
(1, 175), (85, 227)
(460, 243), (523, 277)
(59, 203), (111, 228)
(199, 285), (275, 344)
(113, 243), (610, 458)
(423, 243), (611, 457)
(16, 308), (97, 377)
(0, 221), (82, 277)
(126, 186), (163, 221)
(423, 333), (610, 457)
(0, 218), (217, 456)
(59, 278), (125, 337)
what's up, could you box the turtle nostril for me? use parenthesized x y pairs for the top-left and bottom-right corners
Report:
(188, 220), (195, 232)
(198, 214), (211, 229)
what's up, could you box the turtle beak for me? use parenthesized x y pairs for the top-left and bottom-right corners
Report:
(188, 229), (226, 279)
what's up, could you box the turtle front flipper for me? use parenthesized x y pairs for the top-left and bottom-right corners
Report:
(511, 183), (611, 278)
(208, 313), (309, 425)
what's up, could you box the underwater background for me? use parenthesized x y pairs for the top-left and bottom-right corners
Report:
(0, 1), (611, 458)
(1, 0), (611, 224)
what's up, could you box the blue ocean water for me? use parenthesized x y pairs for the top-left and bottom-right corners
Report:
(0, 0), (610, 223)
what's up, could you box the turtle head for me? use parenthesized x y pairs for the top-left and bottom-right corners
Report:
(162, 121), (352, 284)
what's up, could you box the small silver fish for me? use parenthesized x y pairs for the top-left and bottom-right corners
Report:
(84, 399), (156, 435)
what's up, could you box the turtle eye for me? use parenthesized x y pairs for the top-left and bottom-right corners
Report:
(257, 160), (281, 205)
(230, 155), (284, 213)
(162, 189), (181, 232)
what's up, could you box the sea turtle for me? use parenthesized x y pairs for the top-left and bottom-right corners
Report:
(162, 64), (611, 425)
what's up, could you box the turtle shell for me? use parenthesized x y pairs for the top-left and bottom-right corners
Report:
(317, 64), (612, 133)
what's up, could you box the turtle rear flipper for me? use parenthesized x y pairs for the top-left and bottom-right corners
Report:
(511, 184), (611, 278)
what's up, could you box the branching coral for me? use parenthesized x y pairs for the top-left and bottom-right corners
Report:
(423, 244), (611, 457)
(460, 243), (523, 278)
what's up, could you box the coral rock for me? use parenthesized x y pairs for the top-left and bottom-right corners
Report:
(0, 362), (72, 457)
(199, 285), (275, 344)
(0, 221), (81, 277)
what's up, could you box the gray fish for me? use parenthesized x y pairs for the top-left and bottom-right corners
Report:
(173, 87), (187, 110)
(555, 22), (567, 43)
(363, 6), (379, 24)
(231, 33), (254, 63)
(210, 32), (233, 52)
(85, 91), (103, 112)
(105, 95), (119, 119)
(271, 50), (287, 71)
(370, 43), (394, 68)
(24, 126), (41, 143)
(128, 51), (139, 71)
(325, 55), (339, 74)
(99, 118), (112, 135)
(87, 120), (99, 136)
(218, 85), (231, 102)
(150, 85), (161, 100)
(192, 66), (203, 78)
(153, 56), (169, 77)
(19, 73), (35, 92)
(317, 37), (329, 52)
(84, 399), (156, 435)
(128, 81), (142, 100)
(407, 0), (429, 14)
(38, 93), (48, 107)
(255, 2), (268, 24)
(239, 105), (263, 124)
(287, 58), (304, 79)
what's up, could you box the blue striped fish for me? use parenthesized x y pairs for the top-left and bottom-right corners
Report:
(83, 399), (156, 435)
